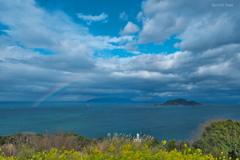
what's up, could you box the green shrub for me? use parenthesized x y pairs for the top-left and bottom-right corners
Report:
(166, 139), (176, 151)
(193, 119), (240, 159)
(0, 136), (6, 145)
(16, 148), (37, 159)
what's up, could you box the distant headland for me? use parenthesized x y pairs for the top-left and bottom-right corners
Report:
(155, 99), (203, 106)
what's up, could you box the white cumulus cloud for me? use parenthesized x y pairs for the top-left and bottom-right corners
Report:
(119, 11), (128, 21)
(120, 21), (140, 35)
(137, 0), (240, 51)
(77, 12), (108, 25)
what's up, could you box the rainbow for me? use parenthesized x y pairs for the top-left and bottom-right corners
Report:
(33, 77), (81, 107)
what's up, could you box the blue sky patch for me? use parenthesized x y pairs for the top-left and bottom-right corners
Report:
(34, 48), (57, 55)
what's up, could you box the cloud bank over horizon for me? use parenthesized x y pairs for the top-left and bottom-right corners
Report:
(0, 0), (239, 103)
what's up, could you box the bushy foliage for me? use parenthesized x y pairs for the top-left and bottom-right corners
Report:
(166, 139), (176, 151)
(193, 119), (240, 159)
(0, 133), (35, 145)
(0, 143), (232, 160)
(0, 132), (89, 157)
(1, 119), (240, 160)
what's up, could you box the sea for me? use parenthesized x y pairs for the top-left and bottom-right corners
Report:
(1, 102), (240, 141)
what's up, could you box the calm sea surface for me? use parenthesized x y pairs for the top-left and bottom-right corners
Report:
(1, 102), (240, 140)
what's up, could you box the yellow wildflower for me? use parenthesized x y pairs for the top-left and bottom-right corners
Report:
(162, 140), (167, 145)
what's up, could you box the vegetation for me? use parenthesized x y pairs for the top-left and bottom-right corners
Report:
(155, 98), (202, 106)
(193, 119), (240, 159)
(0, 144), (229, 160)
(0, 119), (239, 159)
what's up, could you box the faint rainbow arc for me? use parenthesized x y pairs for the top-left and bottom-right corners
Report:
(33, 77), (81, 107)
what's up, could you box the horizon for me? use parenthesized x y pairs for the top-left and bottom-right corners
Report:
(0, 99), (239, 104)
(0, 0), (240, 103)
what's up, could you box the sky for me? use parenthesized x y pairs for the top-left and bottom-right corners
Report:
(0, 0), (240, 103)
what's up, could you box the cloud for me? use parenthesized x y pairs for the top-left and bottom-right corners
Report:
(138, 0), (187, 44)
(86, 35), (135, 50)
(119, 11), (128, 21)
(178, 15), (240, 52)
(0, 0), (135, 70)
(77, 12), (108, 25)
(138, 14), (186, 44)
(120, 21), (140, 35)
(0, 0), (137, 101)
(112, 70), (179, 80)
(0, 0), (89, 49)
(0, 0), (240, 102)
(137, 0), (240, 51)
(124, 40), (139, 52)
(95, 42), (240, 101)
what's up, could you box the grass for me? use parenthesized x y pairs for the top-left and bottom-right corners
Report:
(0, 132), (237, 160)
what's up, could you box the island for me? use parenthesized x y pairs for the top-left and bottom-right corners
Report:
(154, 98), (203, 106)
